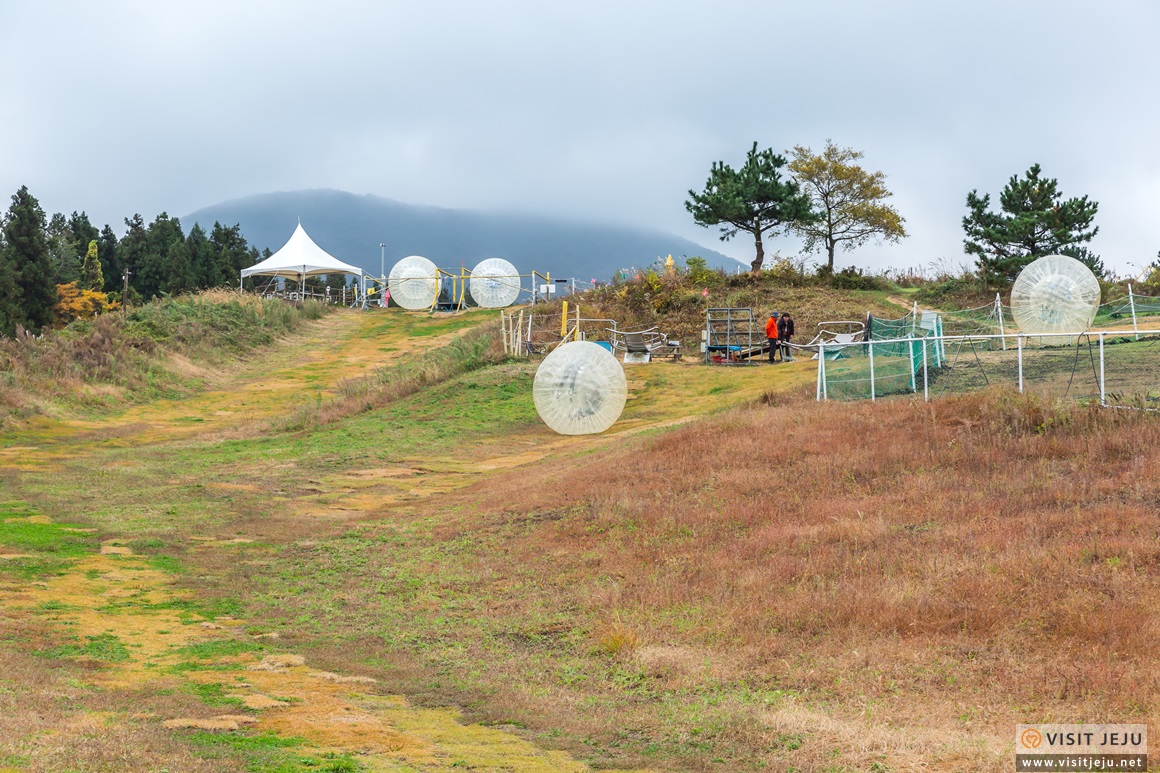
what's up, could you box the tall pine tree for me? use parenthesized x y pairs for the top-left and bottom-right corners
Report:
(208, 222), (251, 288)
(185, 223), (215, 290)
(0, 224), (21, 336)
(98, 224), (120, 294)
(3, 186), (56, 332)
(963, 164), (1099, 287)
(135, 213), (186, 299)
(46, 212), (80, 285)
(119, 214), (149, 303)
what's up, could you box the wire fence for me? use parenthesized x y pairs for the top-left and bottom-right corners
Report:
(818, 329), (1160, 408)
(930, 285), (1160, 346)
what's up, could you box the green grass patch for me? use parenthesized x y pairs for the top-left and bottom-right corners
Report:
(37, 633), (131, 663)
(0, 502), (95, 578)
(145, 554), (183, 573)
(184, 681), (249, 710)
(172, 638), (266, 659)
(186, 730), (362, 772)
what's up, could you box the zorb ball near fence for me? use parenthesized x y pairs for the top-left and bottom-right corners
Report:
(388, 256), (440, 310)
(533, 341), (627, 435)
(1011, 254), (1101, 337)
(469, 258), (521, 308)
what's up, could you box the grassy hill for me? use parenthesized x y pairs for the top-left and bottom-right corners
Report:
(0, 288), (1155, 772)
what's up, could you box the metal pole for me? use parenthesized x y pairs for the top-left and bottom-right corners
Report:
(922, 338), (929, 401)
(379, 243), (386, 307)
(820, 343), (828, 401)
(996, 293), (1006, 350)
(1129, 283), (1139, 340)
(909, 337), (917, 394)
(1017, 335), (1024, 394)
(868, 340), (876, 402)
(1099, 332), (1106, 406)
(816, 342), (824, 401)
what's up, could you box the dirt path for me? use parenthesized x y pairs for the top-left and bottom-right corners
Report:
(0, 308), (664, 771)
(0, 307), (814, 771)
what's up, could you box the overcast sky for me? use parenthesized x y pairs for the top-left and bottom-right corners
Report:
(3, 1), (1158, 275)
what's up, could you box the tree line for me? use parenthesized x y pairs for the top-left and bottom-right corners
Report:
(686, 141), (1105, 288)
(0, 185), (268, 335)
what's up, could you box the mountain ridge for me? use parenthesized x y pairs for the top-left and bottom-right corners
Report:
(182, 189), (742, 282)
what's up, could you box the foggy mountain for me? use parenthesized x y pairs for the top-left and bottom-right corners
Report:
(183, 189), (742, 282)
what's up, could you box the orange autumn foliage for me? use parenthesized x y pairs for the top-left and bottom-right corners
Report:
(53, 282), (119, 327)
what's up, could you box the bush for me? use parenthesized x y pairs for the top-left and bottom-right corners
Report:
(826, 265), (892, 291)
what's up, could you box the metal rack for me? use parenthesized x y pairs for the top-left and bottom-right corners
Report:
(704, 307), (760, 364)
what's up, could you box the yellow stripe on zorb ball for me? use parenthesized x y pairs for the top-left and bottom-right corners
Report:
(533, 341), (627, 435)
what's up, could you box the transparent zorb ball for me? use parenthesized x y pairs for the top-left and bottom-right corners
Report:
(1011, 254), (1100, 339)
(388, 255), (441, 310)
(469, 258), (521, 308)
(533, 341), (627, 435)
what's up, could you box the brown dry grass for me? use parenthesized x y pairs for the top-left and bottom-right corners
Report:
(363, 388), (1158, 770)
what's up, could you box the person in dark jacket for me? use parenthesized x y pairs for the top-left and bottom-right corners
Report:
(765, 312), (780, 362)
(777, 311), (795, 361)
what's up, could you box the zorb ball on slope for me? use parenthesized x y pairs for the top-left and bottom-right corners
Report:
(1010, 254), (1101, 338)
(533, 341), (628, 435)
(388, 256), (440, 310)
(469, 258), (521, 308)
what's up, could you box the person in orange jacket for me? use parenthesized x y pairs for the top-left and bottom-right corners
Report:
(765, 312), (780, 363)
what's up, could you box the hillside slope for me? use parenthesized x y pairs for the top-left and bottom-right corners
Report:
(2, 291), (1154, 771)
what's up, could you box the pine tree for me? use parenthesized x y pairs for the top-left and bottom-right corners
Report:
(160, 238), (194, 295)
(67, 212), (99, 265)
(46, 212), (81, 285)
(185, 223), (215, 289)
(134, 213), (186, 299)
(81, 239), (104, 291)
(963, 164), (1098, 287)
(686, 142), (816, 272)
(0, 228), (21, 336)
(118, 214), (149, 302)
(98, 224), (120, 294)
(208, 222), (251, 287)
(3, 186), (56, 331)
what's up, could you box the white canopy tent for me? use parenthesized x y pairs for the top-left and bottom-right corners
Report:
(240, 223), (367, 303)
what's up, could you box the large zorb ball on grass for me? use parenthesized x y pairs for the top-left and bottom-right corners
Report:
(1011, 254), (1101, 336)
(533, 341), (627, 435)
(389, 256), (440, 310)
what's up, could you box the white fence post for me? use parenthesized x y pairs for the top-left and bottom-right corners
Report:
(1129, 283), (1139, 340)
(820, 343), (828, 401)
(922, 338), (929, 402)
(868, 340), (876, 402)
(909, 337), (917, 394)
(996, 293), (1006, 350)
(1017, 334), (1024, 394)
(816, 342), (824, 401)
(1099, 332), (1106, 406)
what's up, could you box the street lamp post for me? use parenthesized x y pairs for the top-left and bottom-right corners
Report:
(379, 243), (386, 308)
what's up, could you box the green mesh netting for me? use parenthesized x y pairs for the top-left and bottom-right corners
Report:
(821, 328), (1160, 406)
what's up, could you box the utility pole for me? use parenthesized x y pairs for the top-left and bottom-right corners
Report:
(122, 267), (131, 316)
